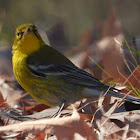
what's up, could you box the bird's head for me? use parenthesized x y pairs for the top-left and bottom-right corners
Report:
(12, 24), (44, 55)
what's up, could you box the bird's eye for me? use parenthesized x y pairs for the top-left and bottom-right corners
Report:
(16, 31), (23, 40)
(17, 32), (20, 36)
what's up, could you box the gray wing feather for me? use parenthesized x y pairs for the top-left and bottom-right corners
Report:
(28, 64), (106, 87)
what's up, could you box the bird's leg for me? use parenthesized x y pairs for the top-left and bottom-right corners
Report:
(51, 102), (65, 118)
(57, 102), (65, 115)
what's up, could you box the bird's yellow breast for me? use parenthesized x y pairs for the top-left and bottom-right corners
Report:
(17, 34), (41, 55)
(12, 49), (35, 91)
(12, 48), (64, 106)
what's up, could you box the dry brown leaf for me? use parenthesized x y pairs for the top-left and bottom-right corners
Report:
(109, 110), (140, 137)
(96, 116), (123, 136)
(0, 78), (23, 108)
(0, 90), (6, 108)
(96, 34), (127, 82)
(26, 133), (46, 140)
(0, 109), (97, 140)
(79, 113), (92, 121)
(102, 8), (121, 37)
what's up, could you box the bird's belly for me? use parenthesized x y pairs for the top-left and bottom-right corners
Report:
(15, 67), (82, 107)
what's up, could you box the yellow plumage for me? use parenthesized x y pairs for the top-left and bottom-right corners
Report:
(12, 24), (140, 108)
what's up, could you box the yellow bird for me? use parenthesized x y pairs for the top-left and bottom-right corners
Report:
(12, 24), (140, 109)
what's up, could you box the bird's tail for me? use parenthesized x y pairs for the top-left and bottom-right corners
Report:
(83, 88), (140, 104)
(106, 90), (140, 104)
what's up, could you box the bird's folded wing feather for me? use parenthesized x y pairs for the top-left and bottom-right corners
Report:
(27, 64), (106, 87)
(26, 45), (108, 88)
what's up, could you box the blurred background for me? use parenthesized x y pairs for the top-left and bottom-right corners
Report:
(0, 0), (140, 82)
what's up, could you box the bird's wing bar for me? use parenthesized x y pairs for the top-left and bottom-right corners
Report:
(28, 64), (106, 87)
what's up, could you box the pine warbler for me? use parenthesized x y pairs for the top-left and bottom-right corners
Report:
(12, 24), (140, 108)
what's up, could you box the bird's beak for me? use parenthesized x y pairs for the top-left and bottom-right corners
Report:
(24, 26), (34, 36)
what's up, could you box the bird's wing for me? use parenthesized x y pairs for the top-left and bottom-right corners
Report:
(26, 45), (108, 87)
(27, 64), (106, 87)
